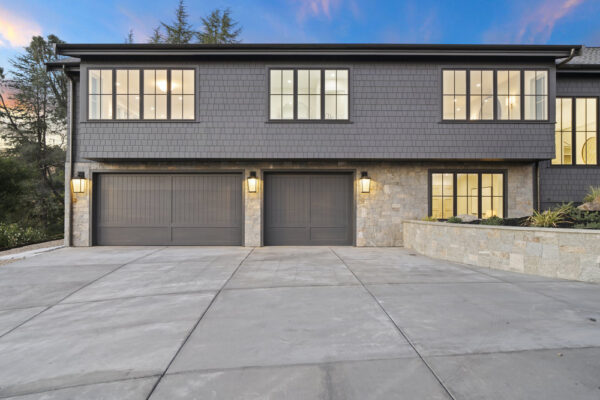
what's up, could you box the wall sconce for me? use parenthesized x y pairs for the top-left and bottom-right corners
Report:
(247, 171), (258, 193)
(360, 171), (371, 193)
(71, 171), (86, 194)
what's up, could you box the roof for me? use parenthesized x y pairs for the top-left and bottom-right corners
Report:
(46, 57), (80, 72)
(53, 43), (580, 58)
(558, 46), (600, 72)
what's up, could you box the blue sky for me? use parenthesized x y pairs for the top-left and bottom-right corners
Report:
(1, 0), (599, 70)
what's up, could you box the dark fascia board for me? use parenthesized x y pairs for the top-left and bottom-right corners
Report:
(46, 58), (81, 72)
(55, 43), (581, 58)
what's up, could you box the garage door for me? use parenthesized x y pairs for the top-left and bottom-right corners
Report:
(264, 173), (353, 245)
(94, 174), (242, 245)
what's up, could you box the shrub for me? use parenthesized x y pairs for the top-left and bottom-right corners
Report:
(480, 216), (503, 225)
(0, 223), (46, 250)
(446, 216), (462, 223)
(525, 206), (571, 228)
(583, 186), (600, 203)
(421, 216), (438, 222)
(574, 222), (600, 229)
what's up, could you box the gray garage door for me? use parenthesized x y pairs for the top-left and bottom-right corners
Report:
(94, 173), (242, 245)
(264, 173), (353, 245)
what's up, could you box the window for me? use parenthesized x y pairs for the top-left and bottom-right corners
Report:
(170, 69), (195, 120)
(269, 68), (349, 121)
(88, 69), (113, 120)
(575, 98), (597, 165)
(88, 68), (195, 121)
(430, 171), (505, 219)
(469, 70), (494, 120)
(552, 98), (573, 165)
(270, 69), (294, 120)
(524, 71), (548, 120)
(442, 70), (466, 120)
(116, 70), (140, 120)
(497, 70), (521, 120)
(325, 69), (348, 120)
(298, 70), (321, 120)
(552, 97), (597, 166)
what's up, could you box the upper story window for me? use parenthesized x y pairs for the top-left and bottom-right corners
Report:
(269, 68), (349, 121)
(553, 97), (597, 165)
(88, 68), (195, 121)
(442, 69), (548, 122)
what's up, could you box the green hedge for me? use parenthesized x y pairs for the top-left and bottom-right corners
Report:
(0, 223), (47, 250)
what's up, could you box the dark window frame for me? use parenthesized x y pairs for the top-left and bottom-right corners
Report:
(552, 96), (599, 167)
(86, 67), (196, 122)
(267, 67), (350, 122)
(428, 169), (508, 219)
(441, 68), (550, 123)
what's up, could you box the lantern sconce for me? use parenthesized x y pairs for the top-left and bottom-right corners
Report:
(359, 171), (371, 193)
(71, 171), (87, 194)
(247, 171), (258, 193)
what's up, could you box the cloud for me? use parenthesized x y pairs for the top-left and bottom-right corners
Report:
(0, 6), (42, 48)
(293, 0), (342, 21)
(484, 0), (586, 43)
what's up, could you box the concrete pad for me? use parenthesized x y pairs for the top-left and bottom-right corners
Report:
(152, 358), (451, 400)
(4, 377), (158, 400)
(227, 247), (359, 289)
(0, 307), (45, 336)
(468, 265), (568, 283)
(520, 281), (600, 313)
(0, 293), (214, 397)
(9, 246), (161, 267)
(0, 264), (118, 310)
(369, 283), (600, 356)
(429, 347), (600, 400)
(64, 261), (240, 303)
(133, 246), (250, 265)
(169, 286), (414, 372)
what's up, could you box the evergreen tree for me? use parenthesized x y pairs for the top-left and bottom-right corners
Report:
(198, 8), (242, 44)
(125, 29), (134, 44)
(161, 0), (197, 44)
(148, 26), (164, 43)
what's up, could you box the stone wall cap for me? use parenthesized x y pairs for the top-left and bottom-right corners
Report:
(403, 220), (600, 235)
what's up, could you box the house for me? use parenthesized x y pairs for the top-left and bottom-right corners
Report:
(46, 44), (600, 247)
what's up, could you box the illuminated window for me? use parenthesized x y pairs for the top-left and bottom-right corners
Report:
(456, 173), (479, 216)
(469, 70), (494, 120)
(442, 70), (467, 120)
(324, 69), (348, 120)
(524, 70), (548, 120)
(431, 173), (454, 219)
(116, 70), (140, 120)
(298, 70), (321, 120)
(170, 70), (195, 120)
(552, 98), (573, 165)
(88, 69), (113, 120)
(575, 98), (597, 165)
(143, 70), (167, 120)
(497, 70), (521, 120)
(481, 173), (504, 218)
(270, 69), (294, 120)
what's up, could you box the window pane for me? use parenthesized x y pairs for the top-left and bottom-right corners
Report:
(432, 198), (442, 219)
(325, 95), (336, 119)
(116, 70), (127, 94)
(156, 95), (167, 119)
(493, 174), (503, 196)
(282, 70), (293, 94)
(101, 70), (112, 94)
(455, 71), (466, 95)
(457, 197), (467, 215)
(310, 70), (321, 94)
(337, 70), (348, 94)
(587, 98), (597, 131)
(89, 70), (101, 94)
(525, 95), (536, 120)
(156, 70), (167, 94)
(116, 95), (128, 119)
(509, 70), (520, 95)
(325, 70), (336, 94)
(470, 71), (482, 95)
(457, 173), (468, 196)
(442, 70), (454, 95)
(183, 70), (194, 94)
(482, 197), (493, 218)
(309, 95), (320, 119)
(443, 198), (453, 218)
(510, 96), (521, 120)
(481, 96), (493, 119)
(442, 173), (453, 196)
(524, 71), (536, 95)
(455, 96), (466, 119)
(171, 95), (183, 119)
(537, 95), (547, 120)
(129, 70), (140, 93)
(482, 174), (492, 196)
(270, 95), (281, 119)
(470, 96), (482, 120)
(270, 70), (281, 95)
(281, 94), (293, 119)
(482, 71), (493, 94)
(493, 197), (503, 218)
(89, 95), (100, 119)
(497, 71), (508, 94)
(183, 95), (194, 119)
(298, 94), (309, 119)
(171, 70), (183, 94)
(129, 95), (140, 119)
(101, 95), (112, 119)
(537, 71), (548, 95)
(298, 70), (309, 95)
(144, 70), (155, 94)
(144, 95), (155, 119)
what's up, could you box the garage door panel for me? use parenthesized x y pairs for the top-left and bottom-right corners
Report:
(95, 173), (242, 246)
(309, 227), (349, 243)
(310, 175), (350, 227)
(265, 175), (309, 228)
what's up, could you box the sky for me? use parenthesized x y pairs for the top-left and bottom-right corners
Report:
(0, 0), (599, 70)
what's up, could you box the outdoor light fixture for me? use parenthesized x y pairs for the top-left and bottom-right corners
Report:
(360, 171), (371, 193)
(247, 171), (258, 193)
(71, 171), (86, 194)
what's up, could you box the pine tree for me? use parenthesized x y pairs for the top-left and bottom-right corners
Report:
(125, 29), (134, 44)
(148, 26), (163, 44)
(198, 8), (242, 44)
(161, 0), (197, 44)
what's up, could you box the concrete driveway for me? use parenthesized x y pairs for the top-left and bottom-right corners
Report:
(0, 246), (599, 399)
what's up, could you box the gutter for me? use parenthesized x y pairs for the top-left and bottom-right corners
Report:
(63, 65), (75, 247)
(557, 47), (578, 67)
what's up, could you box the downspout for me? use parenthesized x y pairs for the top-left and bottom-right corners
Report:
(64, 65), (75, 246)
(535, 161), (540, 211)
(557, 47), (577, 67)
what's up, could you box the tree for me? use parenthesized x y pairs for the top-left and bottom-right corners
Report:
(198, 8), (242, 44)
(125, 29), (134, 44)
(0, 35), (66, 233)
(161, 0), (197, 44)
(148, 26), (163, 43)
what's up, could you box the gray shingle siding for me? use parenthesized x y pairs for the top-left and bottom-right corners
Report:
(539, 73), (600, 209)
(74, 59), (556, 161)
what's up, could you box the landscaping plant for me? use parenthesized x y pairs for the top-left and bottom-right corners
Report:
(526, 204), (571, 228)
(480, 216), (504, 225)
(583, 186), (600, 203)
(446, 216), (463, 223)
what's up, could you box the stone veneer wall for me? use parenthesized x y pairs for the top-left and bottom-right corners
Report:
(68, 161), (533, 247)
(404, 220), (600, 283)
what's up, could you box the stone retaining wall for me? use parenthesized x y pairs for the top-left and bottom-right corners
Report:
(403, 220), (600, 283)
